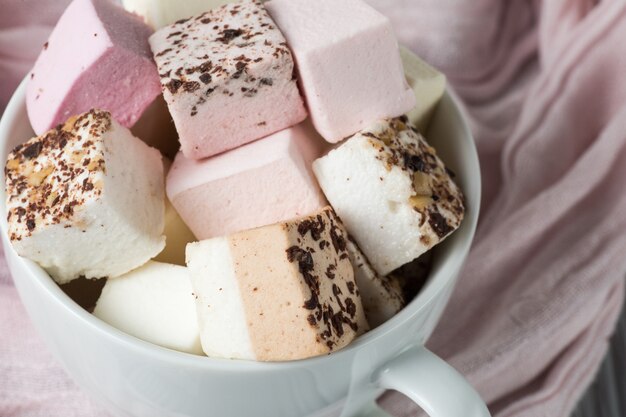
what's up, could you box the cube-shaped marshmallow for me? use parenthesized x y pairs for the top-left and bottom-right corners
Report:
(26, 0), (161, 136)
(149, 0), (307, 160)
(266, 0), (415, 143)
(6, 109), (165, 284)
(94, 261), (202, 355)
(346, 240), (404, 328)
(400, 46), (446, 133)
(122, 0), (236, 29)
(166, 121), (327, 239)
(313, 117), (464, 275)
(186, 207), (368, 361)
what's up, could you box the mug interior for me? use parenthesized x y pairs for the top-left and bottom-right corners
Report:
(0, 78), (481, 370)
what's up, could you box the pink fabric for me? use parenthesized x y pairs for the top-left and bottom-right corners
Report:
(1, 1), (625, 417)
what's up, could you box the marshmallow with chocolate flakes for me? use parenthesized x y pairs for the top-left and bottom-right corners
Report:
(5, 110), (165, 284)
(313, 117), (464, 276)
(149, 0), (307, 160)
(94, 261), (202, 355)
(266, 0), (415, 143)
(185, 207), (368, 361)
(166, 121), (327, 240)
(26, 0), (160, 136)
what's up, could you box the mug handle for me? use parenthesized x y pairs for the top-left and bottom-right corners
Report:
(366, 346), (491, 417)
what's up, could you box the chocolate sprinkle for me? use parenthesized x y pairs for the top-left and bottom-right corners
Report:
(428, 210), (453, 238)
(199, 73), (212, 84)
(403, 152), (426, 172)
(166, 79), (183, 94)
(22, 142), (42, 159)
(217, 28), (243, 43)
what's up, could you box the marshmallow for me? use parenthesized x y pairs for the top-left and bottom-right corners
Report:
(346, 240), (404, 328)
(400, 46), (446, 133)
(266, 0), (414, 143)
(93, 261), (202, 355)
(149, 0), (307, 160)
(122, 0), (237, 29)
(313, 117), (464, 275)
(167, 121), (327, 240)
(26, 0), (160, 136)
(5, 109), (165, 284)
(186, 207), (368, 361)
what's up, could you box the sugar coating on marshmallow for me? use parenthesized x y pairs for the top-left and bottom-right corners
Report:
(266, 0), (414, 143)
(93, 261), (202, 355)
(399, 46), (446, 133)
(122, 0), (237, 29)
(167, 121), (328, 240)
(346, 239), (404, 328)
(26, 0), (161, 136)
(313, 117), (464, 275)
(6, 109), (165, 284)
(149, 0), (307, 160)
(186, 207), (368, 361)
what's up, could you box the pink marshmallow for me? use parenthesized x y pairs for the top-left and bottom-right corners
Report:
(149, 0), (307, 160)
(166, 121), (328, 239)
(266, 0), (416, 143)
(26, 0), (161, 136)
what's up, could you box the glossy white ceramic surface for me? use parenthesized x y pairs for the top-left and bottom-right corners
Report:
(0, 79), (485, 417)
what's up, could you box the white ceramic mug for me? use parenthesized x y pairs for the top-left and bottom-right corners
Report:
(0, 79), (488, 417)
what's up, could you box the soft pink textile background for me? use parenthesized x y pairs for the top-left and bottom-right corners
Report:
(1, 1), (625, 416)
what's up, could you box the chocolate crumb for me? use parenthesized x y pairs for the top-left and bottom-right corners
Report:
(403, 152), (426, 172)
(199, 73), (212, 84)
(428, 210), (452, 238)
(26, 218), (36, 232)
(22, 142), (43, 159)
(182, 81), (201, 92)
(345, 298), (357, 318)
(43, 42), (48, 50)
(217, 28), (243, 43)
(165, 79), (183, 94)
(156, 48), (172, 57)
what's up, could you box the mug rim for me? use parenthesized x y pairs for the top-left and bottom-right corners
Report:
(0, 77), (481, 372)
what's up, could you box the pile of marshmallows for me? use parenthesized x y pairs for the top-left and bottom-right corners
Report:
(5, 0), (464, 361)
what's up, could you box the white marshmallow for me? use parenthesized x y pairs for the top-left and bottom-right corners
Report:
(5, 109), (165, 284)
(93, 261), (202, 355)
(313, 117), (464, 275)
(346, 240), (404, 328)
(400, 46), (446, 133)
